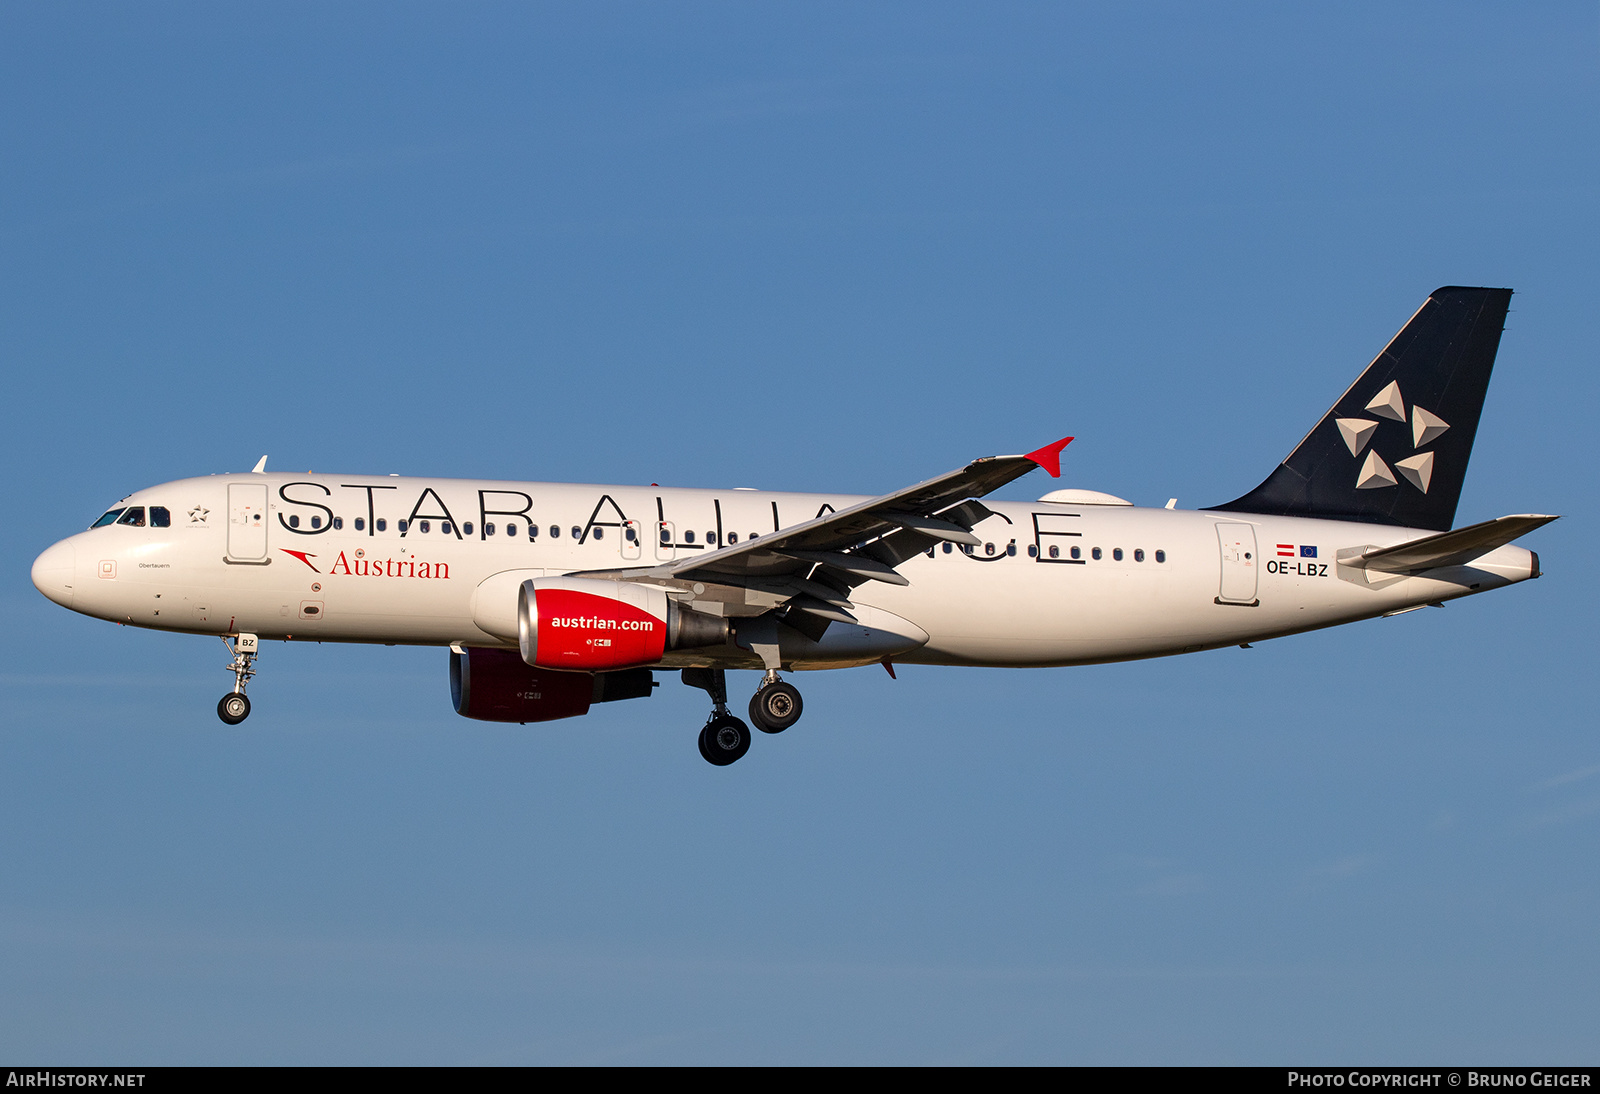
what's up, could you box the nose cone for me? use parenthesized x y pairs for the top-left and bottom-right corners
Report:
(32, 539), (76, 609)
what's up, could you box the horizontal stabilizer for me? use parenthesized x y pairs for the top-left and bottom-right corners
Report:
(1347, 514), (1558, 574)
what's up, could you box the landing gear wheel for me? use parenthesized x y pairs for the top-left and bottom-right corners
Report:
(218, 634), (258, 725)
(749, 681), (803, 733)
(217, 693), (251, 725)
(698, 716), (751, 766)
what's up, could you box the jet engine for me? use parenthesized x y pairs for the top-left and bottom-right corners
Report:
(517, 576), (728, 671)
(450, 646), (657, 723)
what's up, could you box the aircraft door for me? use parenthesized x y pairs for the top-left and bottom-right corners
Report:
(654, 521), (676, 562)
(1215, 522), (1259, 605)
(621, 519), (643, 561)
(227, 483), (269, 561)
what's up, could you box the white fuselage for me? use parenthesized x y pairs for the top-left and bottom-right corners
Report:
(31, 472), (1539, 671)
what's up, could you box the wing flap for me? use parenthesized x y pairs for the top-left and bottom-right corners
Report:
(773, 549), (911, 586)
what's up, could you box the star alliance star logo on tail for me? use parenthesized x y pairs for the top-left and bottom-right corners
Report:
(1335, 380), (1448, 493)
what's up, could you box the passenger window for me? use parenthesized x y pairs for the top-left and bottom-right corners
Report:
(749, 532), (758, 540)
(527, 524), (537, 538)
(626, 527), (637, 543)
(1134, 549), (1144, 562)
(288, 514), (300, 529)
(685, 530), (696, 544)
(505, 523), (517, 537)
(926, 547), (935, 558)
(1006, 543), (1016, 556)
(943, 542), (953, 554)
(571, 526), (581, 540)
(727, 532), (737, 544)
(660, 528), (671, 544)
(985, 543), (995, 556)
(1071, 546), (1081, 560)
(116, 507), (147, 527)
(593, 527), (603, 541)
(376, 519), (387, 532)
(462, 522), (472, 536)
(1028, 545), (1038, 557)
(419, 520), (430, 533)
(1049, 545), (1059, 559)
(398, 520), (408, 533)
(550, 525), (560, 539)
(441, 521), (452, 535)
(91, 509), (125, 528)
(1155, 550), (1166, 563)
(332, 517), (343, 530)
(485, 523), (496, 536)
(150, 506), (171, 528)
(1092, 547), (1102, 560)
(707, 532), (717, 545)
(310, 516), (322, 530)
(355, 517), (366, 531)
(1113, 548), (1123, 561)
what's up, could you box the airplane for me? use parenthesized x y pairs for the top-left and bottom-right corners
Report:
(30, 287), (1555, 765)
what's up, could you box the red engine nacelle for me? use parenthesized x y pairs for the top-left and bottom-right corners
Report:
(450, 647), (658, 723)
(454, 578), (725, 721)
(518, 577), (671, 671)
(449, 647), (594, 722)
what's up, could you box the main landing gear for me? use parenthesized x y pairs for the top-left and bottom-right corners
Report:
(217, 632), (259, 725)
(682, 667), (749, 766)
(749, 671), (803, 734)
(682, 668), (805, 765)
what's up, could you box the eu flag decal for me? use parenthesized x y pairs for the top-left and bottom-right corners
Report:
(1300, 545), (1318, 558)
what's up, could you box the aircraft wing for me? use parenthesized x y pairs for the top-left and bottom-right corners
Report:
(578, 437), (1072, 624)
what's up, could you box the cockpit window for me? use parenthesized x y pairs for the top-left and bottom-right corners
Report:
(150, 506), (171, 528)
(91, 508), (126, 528)
(116, 507), (147, 527)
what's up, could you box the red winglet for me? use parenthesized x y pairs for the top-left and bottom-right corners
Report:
(1023, 436), (1074, 478)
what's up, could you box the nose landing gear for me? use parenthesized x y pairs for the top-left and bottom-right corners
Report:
(217, 633), (258, 725)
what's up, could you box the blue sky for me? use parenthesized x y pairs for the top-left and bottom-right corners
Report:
(1, 2), (1596, 1063)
